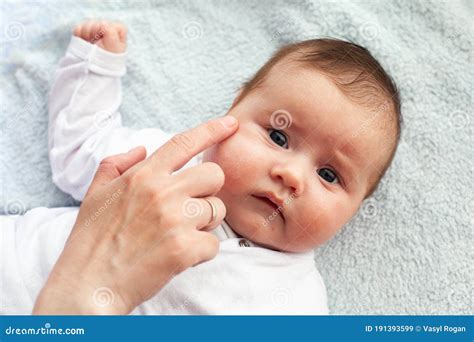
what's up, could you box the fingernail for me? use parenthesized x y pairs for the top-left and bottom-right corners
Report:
(220, 116), (237, 128)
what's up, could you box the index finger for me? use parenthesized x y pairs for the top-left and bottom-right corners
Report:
(149, 116), (238, 174)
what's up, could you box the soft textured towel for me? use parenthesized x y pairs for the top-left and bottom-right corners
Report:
(0, 0), (472, 314)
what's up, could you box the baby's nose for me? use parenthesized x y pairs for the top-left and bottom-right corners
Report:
(270, 158), (306, 196)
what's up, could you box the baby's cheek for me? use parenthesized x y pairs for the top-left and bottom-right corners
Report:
(310, 197), (356, 243)
(296, 196), (339, 242)
(209, 136), (262, 192)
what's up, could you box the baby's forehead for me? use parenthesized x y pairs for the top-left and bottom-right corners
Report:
(261, 64), (379, 128)
(265, 61), (394, 135)
(264, 57), (391, 112)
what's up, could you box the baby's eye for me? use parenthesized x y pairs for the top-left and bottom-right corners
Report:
(268, 129), (288, 149)
(317, 168), (339, 184)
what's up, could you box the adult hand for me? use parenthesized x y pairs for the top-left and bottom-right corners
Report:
(33, 116), (238, 315)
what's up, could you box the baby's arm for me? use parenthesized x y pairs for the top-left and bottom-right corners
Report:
(49, 21), (173, 201)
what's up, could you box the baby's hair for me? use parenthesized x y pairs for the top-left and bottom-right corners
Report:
(232, 38), (402, 198)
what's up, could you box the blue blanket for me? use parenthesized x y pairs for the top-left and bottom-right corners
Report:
(1, 0), (472, 314)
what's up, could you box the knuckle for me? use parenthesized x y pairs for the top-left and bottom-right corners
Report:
(124, 168), (147, 187)
(100, 155), (117, 165)
(205, 122), (219, 143)
(159, 178), (180, 196)
(124, 167), (154, 192)
(159, 208), (181, 228)
(171, 234), (189, 253)
(98, 157), (118, 173)
(165, 233), (192, 266)
(152, 184), (175, 206)
(170, 133), (195, 152)
(147, 186), (167, 206)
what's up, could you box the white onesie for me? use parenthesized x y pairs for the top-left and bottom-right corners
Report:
(0, 36), (328, 315)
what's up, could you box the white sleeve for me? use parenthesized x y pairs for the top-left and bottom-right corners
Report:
(0, 208), (81, 314)
(49, 36), (174, 201)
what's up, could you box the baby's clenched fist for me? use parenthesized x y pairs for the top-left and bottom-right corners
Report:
(73, 20), (127, 53)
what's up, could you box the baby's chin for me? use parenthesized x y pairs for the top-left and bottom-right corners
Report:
(224, 206), (293, 251)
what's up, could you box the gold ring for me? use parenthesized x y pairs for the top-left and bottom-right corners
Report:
(204, 198), (217, 225)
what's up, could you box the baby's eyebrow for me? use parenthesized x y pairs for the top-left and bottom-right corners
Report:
(330, 149), (356, 181)
(302, 128), (360, 184)
(330, 139), (374, 189)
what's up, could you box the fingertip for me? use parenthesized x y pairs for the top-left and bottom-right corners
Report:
(219, 115), (237, 129)
(127, 146), (147, 159)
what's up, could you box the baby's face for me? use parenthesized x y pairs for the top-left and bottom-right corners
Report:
(203, 63), (389, 252)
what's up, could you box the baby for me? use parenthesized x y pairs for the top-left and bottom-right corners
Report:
(0, 20), (401, 314)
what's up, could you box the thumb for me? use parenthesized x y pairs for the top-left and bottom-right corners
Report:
(87, 146), (147, 194)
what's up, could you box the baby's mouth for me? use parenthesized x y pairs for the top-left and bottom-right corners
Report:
(251, 194), (285, 221)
